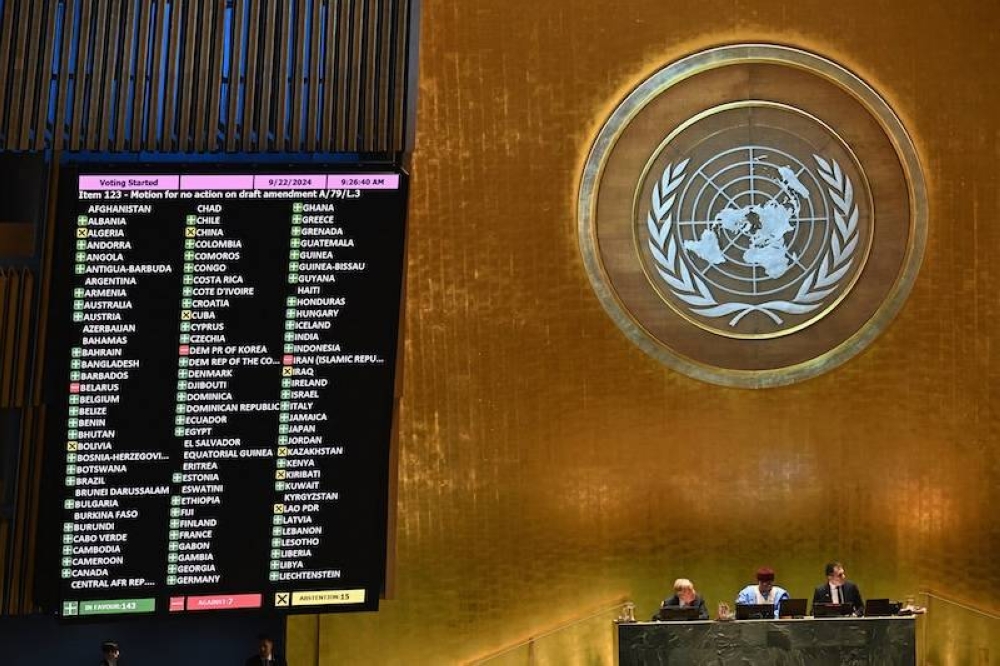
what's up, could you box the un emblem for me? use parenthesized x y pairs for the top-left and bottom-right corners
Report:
(579, 45), (926, 386)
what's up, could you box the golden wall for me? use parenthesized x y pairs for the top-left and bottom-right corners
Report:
(290, 0), (999, 663)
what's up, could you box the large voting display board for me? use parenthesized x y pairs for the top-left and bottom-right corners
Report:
(39, 164), (407, 618)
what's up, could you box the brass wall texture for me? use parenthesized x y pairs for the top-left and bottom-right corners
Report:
(290, 0), (999, 663)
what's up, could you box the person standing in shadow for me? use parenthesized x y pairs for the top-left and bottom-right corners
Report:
(99, 641), (120, 666)
(245, 635), (288, 666)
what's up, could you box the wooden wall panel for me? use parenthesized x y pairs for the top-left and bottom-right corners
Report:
(0, 269), (33, 409)
(0, 0), (413, 154)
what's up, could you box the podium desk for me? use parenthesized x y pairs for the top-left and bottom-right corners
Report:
(617, 616), (916, 665)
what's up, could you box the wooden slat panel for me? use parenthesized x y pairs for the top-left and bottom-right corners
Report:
(352, 0), (366, 150)
(126, 0), (150, 149)
(162, 0), (183, 151)
(20, 408), (46, 613)
(146, 0), (166, 149)
(13, 270), (32, 406)
(0, 269), (31, 407)
(34, 1), (60, 150)
(257, 0), (278, 151)
(205, 0), (226, 152)
(363, 0), (379, 152)
(0, 270), (12, 406)
(0, 0), (16, 141)
(335, 0), (352, 148)
(393, 0), (408, 151)
(69, 0), (94, 148)
(115, 0), (139, 151)
(241, 0), (261, 151)
(53, 0), (77, 150)
(31, 159), (57, 407)
(321, 0), (340, 147)
(177, 0), (199, 151)
(193, 0), (213, 151)
(18, 0), (45, 147)
(8, 1), (33, 149)
(375, 0), (393, 151)
(274, 1), (291, 152)
(291, 0), (308, 151)
(0, 521), (8, 611)
(87, 0), (110, 149)
(348, 1), (365, 152)
(305, 0), (322, 151)
(8, 406), (44, 612)
(226, 0), (246, 151)
(96, 0), (121, 149)
(0, 0), (414, 154)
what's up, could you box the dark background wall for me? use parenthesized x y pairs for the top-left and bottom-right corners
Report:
(0, 612), (283, 665)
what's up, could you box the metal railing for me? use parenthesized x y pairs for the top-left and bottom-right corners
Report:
(467, 597), (630, 666)
(918, 590), (1000, 665)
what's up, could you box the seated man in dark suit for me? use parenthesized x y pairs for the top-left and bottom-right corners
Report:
(245, 635), (288, 666)
(812, 561), (864, 615)
(652, 578), (709, 620)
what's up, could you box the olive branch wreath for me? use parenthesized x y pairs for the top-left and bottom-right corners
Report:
(646, 155), (858, 327)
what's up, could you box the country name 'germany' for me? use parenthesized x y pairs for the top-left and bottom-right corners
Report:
(174, 575), (220, 584)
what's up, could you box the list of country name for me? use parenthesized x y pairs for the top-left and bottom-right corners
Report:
(59, 173), (402, 611)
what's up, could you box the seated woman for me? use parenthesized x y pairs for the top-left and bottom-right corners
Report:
(652, 578), (709, 620)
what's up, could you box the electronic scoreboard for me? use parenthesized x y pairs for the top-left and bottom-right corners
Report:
(39, 165), (406, 618)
